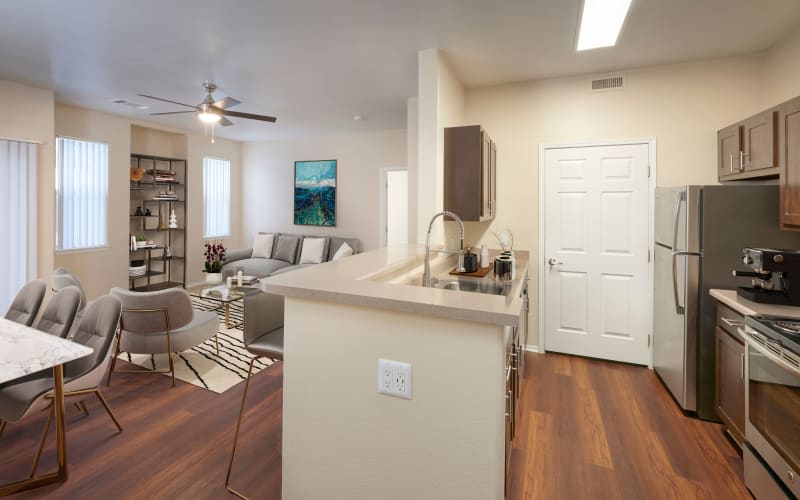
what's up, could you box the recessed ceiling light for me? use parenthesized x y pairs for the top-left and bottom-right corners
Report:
(110, 98), (149, 110)
(353, 114), (363, 121)
(576, 0), (632, 51)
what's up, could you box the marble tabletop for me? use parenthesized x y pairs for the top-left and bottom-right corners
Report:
(0, 318), (93, 384)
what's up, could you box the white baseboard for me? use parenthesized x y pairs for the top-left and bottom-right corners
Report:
(523, 344), (541, 353)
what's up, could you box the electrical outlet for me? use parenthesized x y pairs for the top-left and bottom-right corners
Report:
(378, 358), (412, 400)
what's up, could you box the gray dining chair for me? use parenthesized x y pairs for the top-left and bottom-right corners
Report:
(50, 268), (88, 311)
(4, 279), (47, 327)
(108, 287), (219, 387)
(225, 290), (284, 499)
(0, 294), (123, 477)
(33, 286), (82, 339)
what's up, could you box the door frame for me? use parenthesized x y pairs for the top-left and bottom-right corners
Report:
(378, 167), (408, 247)
(537, 138), (657, 367)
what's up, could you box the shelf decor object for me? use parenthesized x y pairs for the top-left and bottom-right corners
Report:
(294, 159), (336, 226)
(129, 153), (186, 291)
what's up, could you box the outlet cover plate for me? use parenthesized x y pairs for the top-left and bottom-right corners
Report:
(378, 358), (412, 400)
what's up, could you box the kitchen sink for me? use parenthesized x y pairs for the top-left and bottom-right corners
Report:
(434, 279), (511, 296)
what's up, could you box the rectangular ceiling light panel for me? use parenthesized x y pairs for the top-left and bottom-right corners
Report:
(577, 0), (632, 51)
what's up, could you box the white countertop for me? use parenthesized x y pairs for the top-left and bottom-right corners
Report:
(0, 318), (93, 384)
(709, 289), (800, 319)
(262, 245), (529, 326)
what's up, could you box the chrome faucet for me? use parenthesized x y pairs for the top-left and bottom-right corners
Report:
(423, 211), (465, 287)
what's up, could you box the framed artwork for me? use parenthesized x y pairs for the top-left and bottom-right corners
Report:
(294, 159), (337, 226)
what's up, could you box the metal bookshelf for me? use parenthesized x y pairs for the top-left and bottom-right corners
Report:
(129, 154), (186, 291)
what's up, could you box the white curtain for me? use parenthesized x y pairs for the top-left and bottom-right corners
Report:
(203, 157), (231, 238)
(0, 139), (36, 313)
(56, 138), (108, 250)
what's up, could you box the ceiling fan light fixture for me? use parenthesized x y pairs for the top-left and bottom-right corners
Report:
(576, 0), (632, 51)
(199, 110), (221, 123)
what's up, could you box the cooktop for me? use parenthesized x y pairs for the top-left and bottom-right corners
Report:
(746, 315), (800, 355)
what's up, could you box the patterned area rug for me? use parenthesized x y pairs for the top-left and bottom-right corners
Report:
(117, 297), (274, 393)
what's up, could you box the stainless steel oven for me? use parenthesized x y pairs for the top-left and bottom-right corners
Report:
(743, 316), (800, 498)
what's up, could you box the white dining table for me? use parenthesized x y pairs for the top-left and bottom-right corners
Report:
(0, 317), (93, 496)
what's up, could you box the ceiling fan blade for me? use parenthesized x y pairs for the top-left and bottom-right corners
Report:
(149, 111), (197, 116)
(222, 110), (277, 123)
(214, 97), (241, 109)
(137, 94), (197, 108)
(218, 116), (234, 127)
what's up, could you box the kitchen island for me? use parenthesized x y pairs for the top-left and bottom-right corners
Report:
(263, 245), (529, 500)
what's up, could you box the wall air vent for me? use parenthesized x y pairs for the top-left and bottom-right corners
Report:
(591, 76), (625, 91)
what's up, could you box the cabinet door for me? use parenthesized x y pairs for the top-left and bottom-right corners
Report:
(481, 131), (491, 219)
(715, 326), (745, 445)
(718, 124), (742, 179)
(743, 110), (778, 172)
(490, 140), (497, 217)
(780, 98), (800, 229)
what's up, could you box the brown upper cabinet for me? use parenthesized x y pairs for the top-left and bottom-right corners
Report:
(718, 110), (779, 181)
(444, 125), (497, 221)
(780, 97), (800, 230)
(718, 124), (742, 180)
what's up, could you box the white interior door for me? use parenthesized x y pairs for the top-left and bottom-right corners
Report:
(382, 169), (408, 247)
(543, 143), (651, 365)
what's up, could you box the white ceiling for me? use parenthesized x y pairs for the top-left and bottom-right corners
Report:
(1, 0), (799, 142)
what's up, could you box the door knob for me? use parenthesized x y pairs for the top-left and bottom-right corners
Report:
(547, 258), (563, 266)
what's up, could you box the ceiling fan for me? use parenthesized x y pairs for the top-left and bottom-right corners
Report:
(137, 81), (276, 127)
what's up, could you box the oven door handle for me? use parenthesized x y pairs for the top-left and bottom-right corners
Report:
(741, 328), (800, 378)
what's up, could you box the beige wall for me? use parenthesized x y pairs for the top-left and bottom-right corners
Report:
(241, 129), (406, 251)
(764, 24), (800, 107)
(54, 104), (130, 299)
(0, 79), (55, 281)
(416, 50), (468, 244)
(186, 134), (243, 284)
(419, 53), (768, 348)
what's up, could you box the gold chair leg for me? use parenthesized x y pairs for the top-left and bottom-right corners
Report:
(106, 331), (121, 387)
(74, 401), (89, 417)
(0, 419), (6, 439)
(225, 356), (259, 499)
(30, 406), (54, 478)
(93, 389), (123, 432)
(215, 334), (220, 355)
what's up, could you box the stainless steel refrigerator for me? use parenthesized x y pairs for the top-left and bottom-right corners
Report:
(654, 185), (800, 420)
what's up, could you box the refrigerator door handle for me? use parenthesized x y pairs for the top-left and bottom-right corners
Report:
(672, 190), (686, 251)
(672, 251), (685, 315)
(672, 250), (702, 315)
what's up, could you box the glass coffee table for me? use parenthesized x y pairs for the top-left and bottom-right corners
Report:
(187, 283), (260, 329)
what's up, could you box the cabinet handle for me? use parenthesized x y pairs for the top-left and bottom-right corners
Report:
(740, 353), (745, 380)
(720, 317), (743, 328)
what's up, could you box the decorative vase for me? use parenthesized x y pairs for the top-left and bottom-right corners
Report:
(205, 272), (222, 285)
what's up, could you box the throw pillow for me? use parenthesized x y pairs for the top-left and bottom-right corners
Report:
(274, 235), (300, 263)
(252, 233), (275, 259)
(300, 238), (327, 264)
(331, 242), (354, 261)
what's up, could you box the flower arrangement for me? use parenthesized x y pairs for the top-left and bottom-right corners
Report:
(204, 241), (226, 274)
(492, 229), (514, 252)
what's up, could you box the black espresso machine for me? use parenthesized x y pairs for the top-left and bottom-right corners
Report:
(733, 248), (800, 306)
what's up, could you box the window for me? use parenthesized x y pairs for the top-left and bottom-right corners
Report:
(203, 157), (231, 238)
(0, 139), (36, 311)
(56, 137), (109, 251)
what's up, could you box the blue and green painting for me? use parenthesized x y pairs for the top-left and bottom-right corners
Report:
(294, 160), (337, 226)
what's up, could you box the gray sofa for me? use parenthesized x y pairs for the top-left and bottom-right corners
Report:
(222, 233), (360, 279)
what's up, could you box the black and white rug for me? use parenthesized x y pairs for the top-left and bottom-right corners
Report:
(117, 298), (274, 393)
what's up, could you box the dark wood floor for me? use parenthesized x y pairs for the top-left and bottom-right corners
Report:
(507, 353), (750, 500)
(0, 354), (749, 499)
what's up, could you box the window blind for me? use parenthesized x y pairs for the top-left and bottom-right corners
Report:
(56, 137), (109, 251)
(0, 139), (36, 312)
(203, 157), (231, 238)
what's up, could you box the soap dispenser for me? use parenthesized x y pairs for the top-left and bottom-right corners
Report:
(480, 243), (490, 268)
